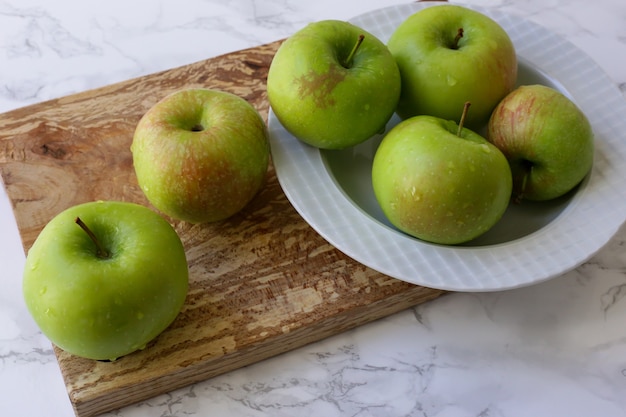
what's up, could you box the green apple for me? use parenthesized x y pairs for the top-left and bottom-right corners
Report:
(387, 4), (517, 129)
(372, 109), (512, 245)
(131, 88), (269, 223)
(267, 19), (401, 150)
(22, 201), (189, 361)
(487, 84), (594, 201)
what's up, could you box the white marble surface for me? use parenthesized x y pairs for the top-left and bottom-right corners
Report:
(2, 0), (626, 416)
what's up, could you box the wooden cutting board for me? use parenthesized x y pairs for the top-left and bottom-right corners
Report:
(0, 40), (446, 417)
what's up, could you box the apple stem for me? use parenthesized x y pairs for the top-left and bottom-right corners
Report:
(514, 164), (532, 204)
(452, 28), (464, 50)
(343, 34), (365, 68)
(75, 217), (110, 259)
(456, 102), (471, 137)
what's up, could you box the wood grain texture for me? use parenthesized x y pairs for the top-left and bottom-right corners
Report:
(0, 40), (446, 417)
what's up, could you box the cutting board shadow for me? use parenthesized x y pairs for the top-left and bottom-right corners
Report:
(0, 40), (446, 417)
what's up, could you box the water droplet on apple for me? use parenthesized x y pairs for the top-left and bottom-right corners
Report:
(409, 187), (422, 202)
(132, 343), (147, 351)
(44, 307), (54, 317)
(480, 144), (491, 154)
(447, 75), (457, 86)
(136, 312), (144, 320)
(39, 286), (47, 295)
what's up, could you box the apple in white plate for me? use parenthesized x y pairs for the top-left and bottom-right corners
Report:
(131, 88), (269, 223)
(387, 4), (517, 129)
(267, 19), (401, 150)
(372, 105), (512, 245)
(487, 84), (594, 202)
(22, 201), (189, 361)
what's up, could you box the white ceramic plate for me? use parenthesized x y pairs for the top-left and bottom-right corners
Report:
(268, 2), (626, 291)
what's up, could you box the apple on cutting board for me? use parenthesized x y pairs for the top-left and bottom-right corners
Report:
(131, 88), (270, 224)
(22, 201), (189, 361)
(387, 4), (517, 130)
(267, 19), (401, 150)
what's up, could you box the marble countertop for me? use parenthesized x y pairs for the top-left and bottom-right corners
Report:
(2, 0), (626, 416)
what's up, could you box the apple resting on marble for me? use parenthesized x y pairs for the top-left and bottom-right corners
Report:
(131, 88), (270, 224)
(22, 201), (189, 361)
(387, 4), (517, 129)
(487, 84), (594, 202)
(267, 19), (401, 150)
(372, 105), (512, 245)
